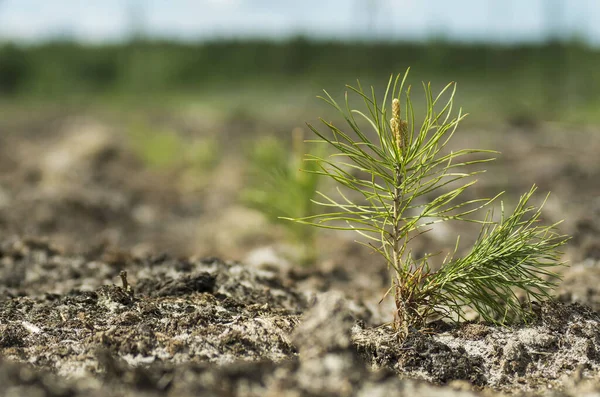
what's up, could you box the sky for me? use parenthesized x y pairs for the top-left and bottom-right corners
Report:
(0, 0), (599, 45)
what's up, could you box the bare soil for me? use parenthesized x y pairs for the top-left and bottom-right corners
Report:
(1, 110), (600, 396)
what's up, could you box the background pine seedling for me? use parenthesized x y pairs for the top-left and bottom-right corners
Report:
(242, 129), (324, 265)
(288, 70), (568, 334)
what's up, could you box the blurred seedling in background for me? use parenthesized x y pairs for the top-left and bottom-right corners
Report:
(288, 70), (568, 336)
(127, 121), (220, 191)
(242, 128), (324, 266)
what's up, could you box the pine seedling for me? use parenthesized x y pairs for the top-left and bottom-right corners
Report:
(287, 70), (567, 334)
(242, 129), (324, 265)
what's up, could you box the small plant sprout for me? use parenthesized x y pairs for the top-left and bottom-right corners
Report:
(243, 129), (324, 265)
(287, 70), (567, 335)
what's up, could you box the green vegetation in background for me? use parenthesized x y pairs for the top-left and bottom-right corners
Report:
(127, 121), (220, 190)
(242, 129), (324, 265)
(1, 39), (599, 122)
(288, 71), (567, 334)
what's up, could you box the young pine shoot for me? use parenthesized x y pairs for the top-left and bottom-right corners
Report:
(243, 129), (323, 265)
(287, 70), (567, 335)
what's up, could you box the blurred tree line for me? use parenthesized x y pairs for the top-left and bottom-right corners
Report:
(0, 38), (598, 110)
